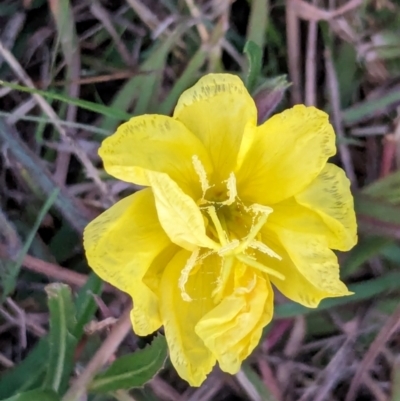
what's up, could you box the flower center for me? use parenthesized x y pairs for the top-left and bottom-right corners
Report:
(177, 156), (286, 302)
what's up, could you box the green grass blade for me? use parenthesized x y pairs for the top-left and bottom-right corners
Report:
(157, 48), (208, 115)
(246, 0), (269, 51)
(0, 81), (131, 120)
(243, 41), (263, 93)
(275, 271), (400, 319)
(74, 273), (103, 339)
(342, 89), (400, 125)
(89, 336), (168, 393)
(0, 338), (49, 398)
(1, 389), (60, 401)
(44, 283), (78, 394)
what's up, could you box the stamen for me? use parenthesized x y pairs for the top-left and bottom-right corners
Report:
(221, 173), (237, 205)
(218, 239), (240, 256)
(236, 253), (285, 280)
(249, 203), (273, 216)
(235, 213), (269, 254)
(178, 248), (200, 302)
(212, 255), (235, 303)
(192, 155), (211, 197)
(207, 206), (228, 246)
(249, 240), (282, 260)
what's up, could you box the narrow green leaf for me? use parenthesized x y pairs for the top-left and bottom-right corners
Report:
(0, 81), (131, 120)
(44, 283), (78, 394)
(0, 338), (49, 398)
(0, 119), (89, 233)
(355, 195), (400, 238)
(363, 171), (400, 204)
(74, 273), (103, 339)
(275, 271), (400, 319)
(1, 389), (60, 401)
(1, 188), (59, 301)
(157, 48), (208, 115)
(132, 27), (190, 116)
(342, 89), (400, 125)
(100, 24), (191, 133)
(238, 363), (279, 401)
(90, 336), (168, 393)
(341, 236), (395, 277)
(243, 40), (262, 93)
(246, 0), (269, 51)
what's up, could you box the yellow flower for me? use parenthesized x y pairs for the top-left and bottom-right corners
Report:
(84, 74), (357, 386)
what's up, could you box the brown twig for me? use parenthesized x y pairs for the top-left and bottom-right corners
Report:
(0, 244), (115, 293)
(62, 303), (133, 401)
(345, 305), (400, 401)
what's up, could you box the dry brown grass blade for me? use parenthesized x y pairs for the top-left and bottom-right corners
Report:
(62, 303), (133, 401)
(345, 305), (400, 401)
(48, 0), (81, 186)
(286, 0), (302, 104)
(0, 244), (115, 293)
(90, 0), (134, 67)
(0, 40), (112, 205)
(305, 0), (318, 106)
(325, 47), (357, 186)
(292, 0), (363, 21)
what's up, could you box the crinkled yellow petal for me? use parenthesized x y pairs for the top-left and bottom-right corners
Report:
(196, 266), (272, 374)
(173, 74), (257, 180)
(236, 105), (336, 205)
(217, 276), (274, 373)
(147, 171), (218, 251)
(99, 114), (213, 198)
(295, 163), (357, 251)
(160, 250), (219, 387)
(83, 188), (171, 335)
(261, 230), (351, 308)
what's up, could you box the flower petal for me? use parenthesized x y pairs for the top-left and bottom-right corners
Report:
(260, 229), (351, 308)
(295, 163), (357, 251)
(217, 278), (274, 374)
(147, 172), (218, 251)
(196, 265), (273, 374)
(174, 74), (257, 180)
(160, 250), (219, 387)
(99, 114), (213, 198)
(83, 188), (171, 335)
(236, 105), (336, 205)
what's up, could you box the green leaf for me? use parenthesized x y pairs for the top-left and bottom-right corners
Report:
(355, 195), (400, 238)
(246, 0), (269, 51)
(44, 283), (78, 394)
(1, 188), (59, 302)
(74, 273), (103, 339)
(341, 236), (395, 277)
(90, 336), (168, 393)
(157, 48), (208, 115)
(342, 89), (400, 125)
(363, 171), (400, 204)
(243, 41), (262, 93)
(238, 363), (279, 401)
(1, 389), (60, 401)
(0, 338), (49, 398)
(275, 271), (400, 319)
